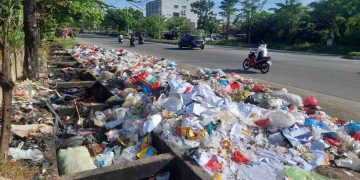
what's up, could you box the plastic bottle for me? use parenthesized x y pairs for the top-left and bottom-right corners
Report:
(137, 72), (160, 90)
(8, 142), (44, 161)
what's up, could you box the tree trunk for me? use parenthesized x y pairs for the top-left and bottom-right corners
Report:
(248, 23), (252, 44)
(226, 15), (230, 40)
(23, 0), (38, 80)
(0, 29), (14, 160)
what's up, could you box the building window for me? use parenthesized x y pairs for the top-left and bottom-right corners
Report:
(181, 10), (186, 16)
(182, 6), (186, 9)
(174, 5), (179, 8)
(173, 12), (180, 17)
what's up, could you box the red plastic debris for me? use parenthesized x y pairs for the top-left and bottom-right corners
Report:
(353, 133), (360, 141)
(304, 97), (319, 107)
(252, 84), (263, 93)
(230, 82), (240, 90)
(205, 157), (223, 173)
(232, 150), (250, 164)
(254, 117), (271, 128)
(288, 105), (297, 111)
(323, 137), (341, 147)
(138, 72), (160, 90)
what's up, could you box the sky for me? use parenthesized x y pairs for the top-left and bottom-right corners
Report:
(104, 0), (316, 13)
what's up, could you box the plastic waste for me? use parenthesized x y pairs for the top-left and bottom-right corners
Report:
(120, 146), (138, 161)
(96, 151), (114, 167)
(303, 96), (319, 107)
(304, 118), (324, 128)
(163, 93), (184, 113)
(232, 150), (250, 164)
(136, 147), (157, 159)
(143, 114), (162, 133)
(283, 166), (330, 180)
(267, 109), (296, 128)
(271, 88), (303, 107)
(254, 117), (271, 128)
(138, 72), (160, 90)
(345, 122), (360, 134)
(8, 142), (44, 161)
(205, 156), (223, 173)
(58, 146), (97, 175)
(353, 132), (360, 141)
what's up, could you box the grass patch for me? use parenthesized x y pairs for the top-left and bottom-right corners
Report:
(0, 160), (37, 179)
(39, 40), (50, 67)
(207, 39), (243, 46)
(348, 52), (360, 56)
(52, 37), (77, 49)
(144, 38), (178, 44)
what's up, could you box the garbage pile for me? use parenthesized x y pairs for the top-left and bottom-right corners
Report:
(56, 45), (360, 179)
(6, 80), (56, 178)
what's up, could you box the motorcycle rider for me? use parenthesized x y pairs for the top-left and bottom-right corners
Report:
(118, 34), (124, 44)
(256, 40), (268, 61)
(130, 34), (135, 47)
(138, 35), (144, 45)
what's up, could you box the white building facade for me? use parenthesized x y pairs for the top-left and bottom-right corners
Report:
(146, 0), (198, 28)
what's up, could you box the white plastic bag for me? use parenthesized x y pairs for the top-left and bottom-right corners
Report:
(267, 109), (296, 129)
(271, 89), (303, 107)
(8, 142), (44, 161)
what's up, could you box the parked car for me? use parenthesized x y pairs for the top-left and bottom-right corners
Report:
(178, 35), (205, 49)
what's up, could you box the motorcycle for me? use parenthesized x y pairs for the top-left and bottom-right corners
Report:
(243, 50), (272, 74)
(130, 38), (136, 47)
(118, 38), (123, 44)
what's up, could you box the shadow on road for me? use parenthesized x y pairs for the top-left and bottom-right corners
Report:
(222, 69), (258, 74)
(163, 47), (191, 50)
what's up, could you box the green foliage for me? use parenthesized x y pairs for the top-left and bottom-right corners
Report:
(237, 0), (267, 43)
(348, 52), (360, 56)
(142, 14), (166, 38)
(0, 0), (23, 51)
(190, 0), (218, 34)
(164, 16), (194, 35)
(52, 37), (77, 49)
(219, 0), (239, 38)
(36, 0), (106, 40)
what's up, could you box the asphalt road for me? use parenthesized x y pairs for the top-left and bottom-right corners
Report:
(77, 33), (360, 102)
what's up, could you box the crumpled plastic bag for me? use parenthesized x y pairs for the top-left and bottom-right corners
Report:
(266, 109), (296, 129)
(143, 114), (162, 133)
(271, 88), (303, 107)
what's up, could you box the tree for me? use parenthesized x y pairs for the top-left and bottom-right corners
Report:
(219, 0), (239, 39)
(190, 0), (217, 34)
(143, 14), (166, 38)
(165, 16), (190, 35)
(23, 0), (38, 79)
(0, 0), (22, 160)
(309, 0), (349, 43)
(238, 0), (266, 43)
(271, 0), (306, 43)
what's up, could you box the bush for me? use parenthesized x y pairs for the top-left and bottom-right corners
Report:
(348, 52), (360, 56)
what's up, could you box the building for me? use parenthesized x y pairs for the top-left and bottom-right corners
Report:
(146, 0), (198, 28)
